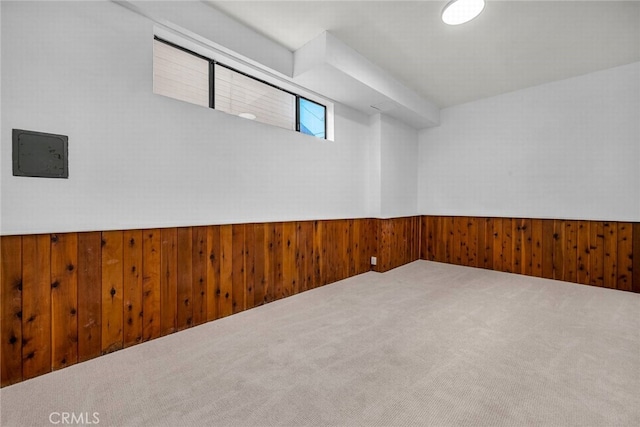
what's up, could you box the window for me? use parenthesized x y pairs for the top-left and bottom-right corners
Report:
(214, 64), (296, 131)
(298, 98), (326, 139)
(153, 38), (326, 139)
(153, 39), (209, 108)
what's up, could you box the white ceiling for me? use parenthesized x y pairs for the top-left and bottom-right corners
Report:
(206, 0), (640, 108)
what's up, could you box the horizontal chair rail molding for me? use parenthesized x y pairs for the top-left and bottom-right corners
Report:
(420, 216), (640, 293)
(1, 217), (421, 387)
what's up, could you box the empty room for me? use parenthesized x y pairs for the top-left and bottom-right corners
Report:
(1, 0), (639, 426)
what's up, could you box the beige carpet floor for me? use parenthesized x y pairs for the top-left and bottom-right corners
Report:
(1, 261), (639, 426)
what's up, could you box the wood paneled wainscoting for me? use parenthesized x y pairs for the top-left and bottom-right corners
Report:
(3, 215), (637, 387)
(421, 216), (640, 293)
(0, 217), (423, 387)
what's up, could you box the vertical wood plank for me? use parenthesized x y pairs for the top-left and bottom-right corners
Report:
(101, 231), (123, 354)
(435, 217), (443, 264)
(1, 236), (22, 386)
(576, 221), (591, 285)
(589, 222), (605, 287)
(160, 228), (178, 335)
(616, 223), (633, 292)
(632, 223), (640, 293)
(420, 216), (428, 260)
(176, 228), (193, 330)
(564, 221), (578, 284)
(191, 226), (208, 326)
(492, 219), (503, 272)
(297, 222), (313, 292)
(522, 219), (532, 276)
(467, 217), (478, 267)
(51, 233), (78, 369)
(452, 217), (462, 265)
(265, 223), (278, 299)
(476, 218), (486, 269)
(123, 230), (143, 347)
(142, 230), (161, 341)
(542, 220), (555, 279)
(531, 219), (543, 277)
(206, 226), (221, 321)
(348, 219), (357, 276)
(502, 219), (513, 273)
(447, 217), (455, 264)
(272, 223), (284, 296)
(484, 218), (494, 269)
(360, 219), (374, 273)
(341, 219), (351, 278)
(77, 232), (101, 363)
(219, 225), (233, 317)
(512, 220), (523, 274)
(245, 223), (255, 309)
(282, 222), (296, 298)
(552, 220), (565, 281)
(232, 224), (246, 313)
(22, 235), (51, 379)
(312, 221), (323, 288)
(253, 223), (267, 306)
(603, 222), (617, 289)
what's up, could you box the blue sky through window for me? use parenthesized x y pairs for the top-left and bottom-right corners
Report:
(299, 98), (325, 139)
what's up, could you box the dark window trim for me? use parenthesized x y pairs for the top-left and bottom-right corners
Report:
(154, 36), (327, 139)
(154, 35), (211, 62)
(298, 96), (327, 139)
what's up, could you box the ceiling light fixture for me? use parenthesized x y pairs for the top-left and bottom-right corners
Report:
(238, 112), (256, 120)
(442, 0), (485, 25)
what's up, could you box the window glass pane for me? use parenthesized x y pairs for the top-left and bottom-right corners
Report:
(215, 64), (296, 131)
(299, 98), (326, 139)
(153, 40), (209, 107)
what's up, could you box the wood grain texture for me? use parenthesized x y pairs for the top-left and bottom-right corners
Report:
(160, 228), (178, 335)
(206, 226), (221, 321)
(1, 236), (22, 386)
(51, 233), (78, 369)
(552, 220), (565, 281)
(101, 231), (123, 354)
(77, 232), (101, 362)
(21, 235), (51, 379)
(616, 223), (633, 292)
(541, 220), (555, 280)
(421, 216), (638, 293)
(253, 224), (267, 306)
(142, 230), (161, 341)
(5, 216), (637, 387)
(123, 230), (143, 347)
(577, 221), (590, 285)
(282, 222), (296, 299)
(176, 228), (193, 330)
(232, 224), (246, 313)
(603, 222), (617, 289)
(244, 224), (256, 310)
(589, 222), (605, 287)
(633, 223), (640, 293)
(191, 227), (208, 326)
(531, 219), (543, 277)
(373, 217), (421, 273)
(219, 225), (233, 317)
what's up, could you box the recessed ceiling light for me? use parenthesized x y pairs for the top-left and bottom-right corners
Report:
(238, 112), (256, 120)
(442, 0), (485, 25)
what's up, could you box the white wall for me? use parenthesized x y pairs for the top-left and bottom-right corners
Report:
(0, 1), (372, 235)
(418, 62), (640, 222)
(380, 115), (418, 218)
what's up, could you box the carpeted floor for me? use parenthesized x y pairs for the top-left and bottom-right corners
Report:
(1, 261), (639, 426)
